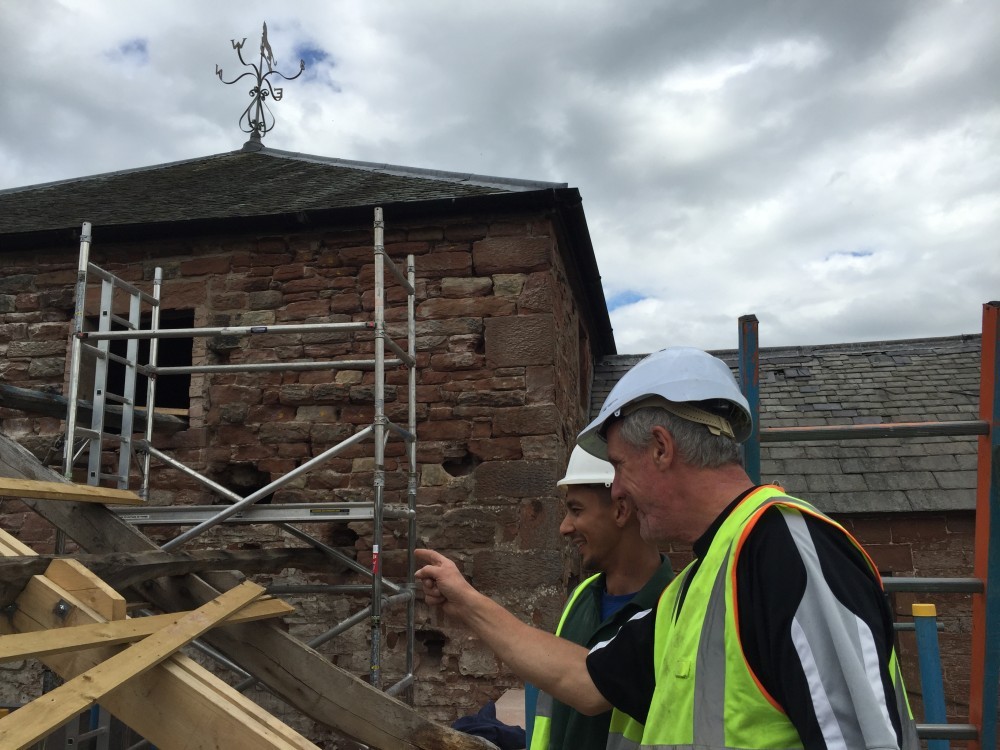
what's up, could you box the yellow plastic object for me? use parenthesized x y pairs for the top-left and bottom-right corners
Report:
(912, 603), (937, 617)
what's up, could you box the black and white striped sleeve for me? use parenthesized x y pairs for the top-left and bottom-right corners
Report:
(737, 506), (909, 750)
(584, 605), (657, 724)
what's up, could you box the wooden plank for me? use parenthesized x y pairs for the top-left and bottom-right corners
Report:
(0, 581), (265, 750)
(0, 528), (35, 556)
(0, 432), (499, 750)
(0, 598), (294, 662)
(6, 574), (320, 750)
(45, 558), (126, 621)
(0, 511), (315, 750)
(0, 477), (143, 506)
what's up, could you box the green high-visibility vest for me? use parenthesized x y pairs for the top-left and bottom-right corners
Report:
(530, 575), (646, 750)
(633, 486), (919, 750)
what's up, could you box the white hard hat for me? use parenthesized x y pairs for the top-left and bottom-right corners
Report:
(578, 346), (753, 460)
(557, 445), (614, 487)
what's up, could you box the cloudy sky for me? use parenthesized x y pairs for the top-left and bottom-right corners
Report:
(2, 1), (997, 353)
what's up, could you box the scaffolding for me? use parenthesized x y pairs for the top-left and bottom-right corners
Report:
(60, 207), (418, 695)
(736, 302), (999, 749)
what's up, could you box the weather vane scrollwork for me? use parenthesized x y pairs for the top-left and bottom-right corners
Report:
(216, 22), (305, 143)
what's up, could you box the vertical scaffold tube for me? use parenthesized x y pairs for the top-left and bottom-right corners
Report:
(141, 269), (163, 501)
(370, 206), (386, 689)
(913, 603), (949, 750)
(405, 252), (417, 703)
(60, 222), (93, 552)
(738, 314), (761, 484)
(969, 300), (999, 750)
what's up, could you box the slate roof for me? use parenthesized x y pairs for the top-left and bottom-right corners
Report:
(0, 145), (566, 235)
(0, 145), (617, 355)
(591, 335), (983, 514)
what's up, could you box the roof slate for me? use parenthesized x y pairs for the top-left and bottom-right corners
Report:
(591, 336), (983, 514)
(0, 146), (567, 234)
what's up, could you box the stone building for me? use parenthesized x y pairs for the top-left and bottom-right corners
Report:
(0, 143), (989, 736)
(0, 143), (614, 733)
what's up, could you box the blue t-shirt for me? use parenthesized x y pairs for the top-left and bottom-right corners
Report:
(600, 590), (636, 621)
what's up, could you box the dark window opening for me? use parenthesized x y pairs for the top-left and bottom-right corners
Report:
(92, 309), (194, 412)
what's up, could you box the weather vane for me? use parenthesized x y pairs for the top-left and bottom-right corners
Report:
(216, 22), (305, 145)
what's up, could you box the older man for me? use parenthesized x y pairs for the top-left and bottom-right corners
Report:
(417, 347), (918, 750)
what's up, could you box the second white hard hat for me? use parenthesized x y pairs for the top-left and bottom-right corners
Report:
(577, 346), (753, 460)
(557, 445), (614, 487)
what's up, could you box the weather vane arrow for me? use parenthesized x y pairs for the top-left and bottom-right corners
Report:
(216, 22), (305, 147)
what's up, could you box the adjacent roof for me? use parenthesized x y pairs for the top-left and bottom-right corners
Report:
(592, 335), (983, 514)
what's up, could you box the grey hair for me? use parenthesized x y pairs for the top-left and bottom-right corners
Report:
(616, 406), (741, 469)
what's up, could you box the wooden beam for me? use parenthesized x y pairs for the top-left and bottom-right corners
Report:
(6, 573), (319, 750)
(0, 597), (294, 662)
(0, 477), (143, 506)
(0, 383), (187, 432)
(0, 547), (335, 607)
(0, 433), (499, 750)
(45, 558), (126, 621)
(0, 581), (265, 750)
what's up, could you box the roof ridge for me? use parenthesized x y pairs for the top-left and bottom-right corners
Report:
(256, 147), (567, 191)
(0, 146), (566, 196)
(599, 333), (982, 364)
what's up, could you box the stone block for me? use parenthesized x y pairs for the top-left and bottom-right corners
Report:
(27, 357), (66, 378)
(429, 352), (483, 371)
(278, 299), (331, 320)
(259, 421), (311, 444)
(180, 256), (232, 275)
(458, 642), (499, 677)
(525, 366), (555, 402)
(518, 272), (553, 312)
(475, 460), (559, 500)
(419, 420), (473, 440)
(472, 237), (552, 274)
(0, 274), (34, 294)
(472, 549), (563, 592)
(417, 252), (473, 276)
(517, 497), (563, 550)
(417, 297), (515, 318)
(492, 274), (526, 298)
(484, 315), (554, 367)
(520, 435), (563, 461)
(467, 437), (523, 461)
(493, 404), (558, 436)
(441, 277), (492, 298)
(863, 543), (914, 574)
(6, 340), (66, 357)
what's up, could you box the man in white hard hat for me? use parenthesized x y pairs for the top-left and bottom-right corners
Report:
(529, 446), (672, 750)
(417, 346), (919, 750)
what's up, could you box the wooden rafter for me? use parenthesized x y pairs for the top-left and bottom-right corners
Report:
(0, 597), (294, 662)
(0, 529), (319, 750)
(0, 433), (498, 750)
(0, 581), (265, 750)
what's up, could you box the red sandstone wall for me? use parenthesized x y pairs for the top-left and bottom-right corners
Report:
(0, 209), (597, 733)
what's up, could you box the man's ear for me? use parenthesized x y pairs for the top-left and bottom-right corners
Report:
(649, 425), (675, 469)
(612, 494), (632, 527)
